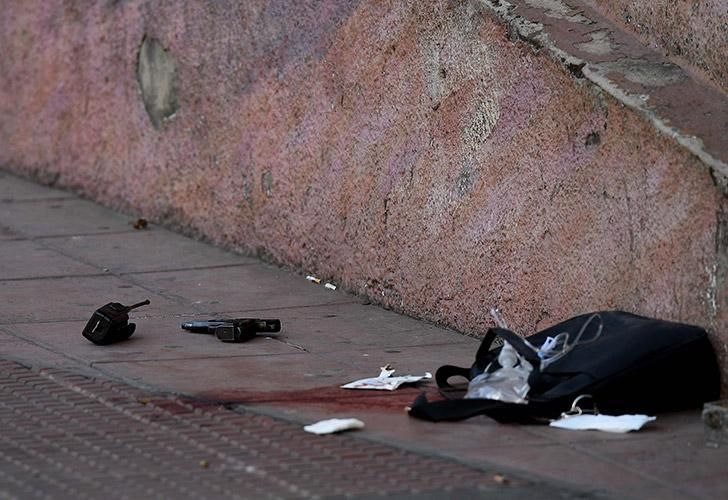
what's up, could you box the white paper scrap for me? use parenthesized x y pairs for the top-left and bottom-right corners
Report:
(341, 366), (432, 391)
(303, 418), (365, 435)
(549, 414), (656, 433)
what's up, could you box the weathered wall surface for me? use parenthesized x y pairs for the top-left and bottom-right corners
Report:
(1, 1), (727, 377)
(590, 0), (728, 92)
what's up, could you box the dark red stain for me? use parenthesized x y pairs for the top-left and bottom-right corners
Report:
(195, 385), (445, 412)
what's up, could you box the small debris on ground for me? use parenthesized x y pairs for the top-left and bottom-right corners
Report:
(493, 474), (509, 485)
(304, 418), (365, 435)
(306, 275), (321, 284)
(324, 283), (337, 290)
(703, 400), (728, 447)
(132, 218), (148, 230)
(198, 459), (209, 469)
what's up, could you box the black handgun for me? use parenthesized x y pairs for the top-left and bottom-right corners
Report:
(180, 318), (281, 343)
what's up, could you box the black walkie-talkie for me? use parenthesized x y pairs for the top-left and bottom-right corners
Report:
(82, 299), (150, 345)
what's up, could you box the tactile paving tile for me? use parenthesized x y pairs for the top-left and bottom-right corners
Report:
(0, 360), (539, 500)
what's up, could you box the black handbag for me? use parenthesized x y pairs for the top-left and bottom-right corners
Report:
(409, 311), (721, 423)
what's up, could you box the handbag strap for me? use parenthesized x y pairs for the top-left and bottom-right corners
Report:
(434, 365), (472, 388)
(435, 327), (538, 389)
(408, 393), (550, 424)
(435, 329), (497, 389)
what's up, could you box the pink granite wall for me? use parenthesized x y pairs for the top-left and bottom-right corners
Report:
(590, 0), (728, 92)
(1, 1), (726, 376)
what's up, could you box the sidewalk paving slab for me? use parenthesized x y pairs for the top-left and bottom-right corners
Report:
(125, 265), (358, 312)
(0, 196), (136, 238)
(0, 240), (100, 280)
(39, 230), (258, 274)
(0, 275), (183, 323)
(0, 171), (75, 201)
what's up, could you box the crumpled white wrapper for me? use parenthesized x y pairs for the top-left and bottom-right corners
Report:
(549, 414), (656, 433)
(341, 366), (432, 391)
(303, 418), (365, 435)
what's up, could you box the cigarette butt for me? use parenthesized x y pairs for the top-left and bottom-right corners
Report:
(324, 283), (337, 290)
(493, 474), (509, 485)
(306, 275), (321, 284)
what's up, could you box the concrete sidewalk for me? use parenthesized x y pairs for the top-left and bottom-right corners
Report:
(1, 170), (725, 499)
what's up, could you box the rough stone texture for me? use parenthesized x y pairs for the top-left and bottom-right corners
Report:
(589, 0), (728, 93)
(1, 1), (727, 379)
(497, 0), (728, 175)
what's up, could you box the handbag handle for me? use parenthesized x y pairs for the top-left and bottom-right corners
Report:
(435, 328), (500, 388)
